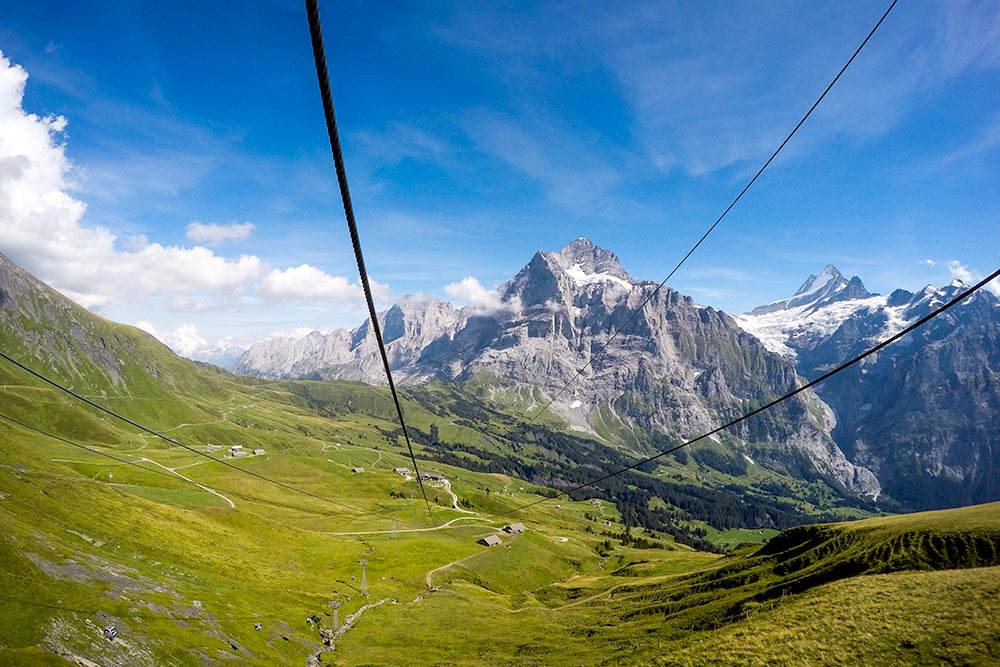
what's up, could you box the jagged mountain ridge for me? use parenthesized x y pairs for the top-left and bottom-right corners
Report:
(233, 239), (878, 496)
(738, 268), (1000, 509)
(232, 296), (463, 382)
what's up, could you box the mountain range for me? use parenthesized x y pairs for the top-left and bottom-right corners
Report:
(232, 240), (1000, 510)
(2, 244), (999, 666)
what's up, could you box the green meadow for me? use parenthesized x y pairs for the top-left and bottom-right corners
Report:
(0, 303), (998, 665)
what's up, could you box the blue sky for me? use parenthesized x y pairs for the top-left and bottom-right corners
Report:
(1, 0), (998, 360)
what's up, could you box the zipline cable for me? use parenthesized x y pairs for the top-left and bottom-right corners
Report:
(305, 0), (431, 514)
(0, 410), (195, 483)
(0, 351), (363, 513)
(529, 0), (899, 424)
(0, 410), (355, 516)
(494, 266), (1000, 519)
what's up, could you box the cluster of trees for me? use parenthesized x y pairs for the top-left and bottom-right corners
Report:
(401, 420), (839, 552)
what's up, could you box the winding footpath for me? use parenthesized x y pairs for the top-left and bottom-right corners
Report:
(438, 478), (477, 514)
(324, 515), (491, 537)
(138, 457), (236, 509)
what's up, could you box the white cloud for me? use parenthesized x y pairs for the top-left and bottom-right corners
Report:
(273, 327), (323, 340)
(135, 321), (206, 357)
(947, 260), (1000, 296)
(947, 260), (975, 284)
(444, 276), (504, 312)
(135, 320), (157, 335)
(0, 51), (264, 309)
(135, 321), (248, 362)
(186, 221), (255, 245)
(921, 259), (937, 266)
(260, 264), (388, 303)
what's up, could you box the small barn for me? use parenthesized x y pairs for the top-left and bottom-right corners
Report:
(393, 467), (410, 476)
(252, 448), (266, 456)
(351, 467), (365, 473)
(420, 471), (445, 481)
(503, 522), (526, 534)
(229, 445), (247, 458)
(478, 534), (502, 547)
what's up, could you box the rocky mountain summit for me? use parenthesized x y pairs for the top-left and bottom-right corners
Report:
(233, 239), (879, 497)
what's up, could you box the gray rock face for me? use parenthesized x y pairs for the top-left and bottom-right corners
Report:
(230, 296), (463, 383)
(232, 240), (879, 496)
(738, 269), (1000, 509)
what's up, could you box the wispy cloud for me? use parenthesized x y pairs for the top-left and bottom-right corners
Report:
(930, 115), (1000, 170)
(186, 221), (255, 245)
(79, 149), (215, 202)
(434, 1), (1000, 179)
(462, 108), (623, 209)
(353, 121), (454, 166)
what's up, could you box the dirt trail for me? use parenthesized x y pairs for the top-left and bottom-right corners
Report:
(423, 550), (485, 589)
(324, 516), (490, 537)
(139, 457), (235, 508)
(438, 478), (476, 514)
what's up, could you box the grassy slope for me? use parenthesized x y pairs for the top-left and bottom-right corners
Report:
(641, 566), (1000, 667)
(325, 505), (1000, 666)
(0, 409), (628, 666)
(1, 351), (697, 665)
(3, 366), (999, 666)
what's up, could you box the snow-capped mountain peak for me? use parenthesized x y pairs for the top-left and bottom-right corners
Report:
(749, 265), (863, 315)
(564, 262), (633, 291)
(736, 266), (879, 357)
(735, 263), (1000, 509)
(795, 264), (845, 298)
(549, 238), (633, 283)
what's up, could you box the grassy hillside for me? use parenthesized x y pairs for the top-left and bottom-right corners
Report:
(643, 567), (999, 666)
(0, 396), (640, 666)
(2, 359), (998, 666)
(323, 504), (1000, 666)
